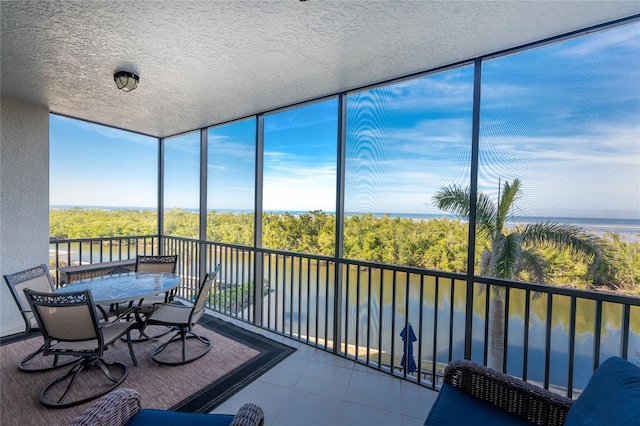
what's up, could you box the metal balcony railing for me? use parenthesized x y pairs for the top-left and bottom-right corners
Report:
(50, 235), (640, 398)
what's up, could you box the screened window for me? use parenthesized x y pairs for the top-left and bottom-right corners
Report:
(164, 131), (200, 238)
(478, 23), (640, 286)
(345, 67), (474, 271)
(49, 115), (158, 239)
(207, 119), (256, 245)
(262, 99), (338, 255)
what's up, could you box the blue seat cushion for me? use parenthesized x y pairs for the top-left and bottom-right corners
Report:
(565, 356), (640, 426)
(424, 383), (534, 426)
(126, 409), (236, 426)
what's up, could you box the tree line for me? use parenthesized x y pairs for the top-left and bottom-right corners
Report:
(50, 207), (640, 295)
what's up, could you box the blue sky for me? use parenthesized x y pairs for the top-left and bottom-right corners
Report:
(51, 22), (640, 221)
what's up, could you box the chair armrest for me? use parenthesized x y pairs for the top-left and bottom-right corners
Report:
(229, 403), (265, 426)
(170, 285), (201, 301)
(69, 388), (141, 426)
(444, 360), (573, 426)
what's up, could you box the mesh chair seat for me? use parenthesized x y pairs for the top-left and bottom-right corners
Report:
(147, 304), (198, 326)
(50, 322), (136, 353)
(133, 294), (166, 314)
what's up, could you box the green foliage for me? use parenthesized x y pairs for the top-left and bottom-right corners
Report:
(164, 208), (199, 238)
(263, 210), (336, 255)
(49, 207), (640, 294)
(50, 207), (157, 239)
(207, 211), (254, 245)
(344, 214), (476, 272)
(210, 279), (270, 313)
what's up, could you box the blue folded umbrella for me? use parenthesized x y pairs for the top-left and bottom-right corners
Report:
(400, 323), (418, 373)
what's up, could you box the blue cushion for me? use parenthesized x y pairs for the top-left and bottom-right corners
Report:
(424, 383), (534, 426)
(565, 356), (640, 426)
(126, 409), (236, 426)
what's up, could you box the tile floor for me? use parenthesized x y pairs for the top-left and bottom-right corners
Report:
(210, 314), (439, 426)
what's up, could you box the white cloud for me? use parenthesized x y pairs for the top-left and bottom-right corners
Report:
(560, 24), (640, 58)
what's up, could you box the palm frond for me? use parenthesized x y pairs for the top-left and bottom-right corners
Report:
(517, 248), (548, 284)
(520, 221), (603, 269)
(493, 233), (521, 280)
(433, 185), (497, 238)
(432, 185), (470, 218)
(480, 249), (493, 276)
(496, 179), (521, 232)
(476, 193), (497, 237)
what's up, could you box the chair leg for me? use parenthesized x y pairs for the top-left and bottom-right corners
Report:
(125, 331), (138, 366)
(39, 358), (129, 409)
(120, 308), (162, 343)
(181, 329), (187, 361)
(18, 343), (79, 373)
(151, 327), (212, 366)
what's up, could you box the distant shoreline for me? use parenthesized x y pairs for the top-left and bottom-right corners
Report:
(50, 205), (640, 241)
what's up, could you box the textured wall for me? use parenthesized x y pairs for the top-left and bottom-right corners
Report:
(0, 96), (49, 336)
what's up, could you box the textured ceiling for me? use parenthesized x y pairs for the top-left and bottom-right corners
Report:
(2, 1), (639, 138)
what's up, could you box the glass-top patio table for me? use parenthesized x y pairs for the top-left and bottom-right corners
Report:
(56, 272), (181, 340)
(55, 272), (181, 305)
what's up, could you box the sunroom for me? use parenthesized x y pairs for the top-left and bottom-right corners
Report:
(1, 2), (640, 425)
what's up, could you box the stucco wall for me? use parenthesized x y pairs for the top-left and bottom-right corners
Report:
(0, 96), (50, 336)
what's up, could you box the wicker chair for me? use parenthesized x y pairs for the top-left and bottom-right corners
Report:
(425, 359), (573, 426)
(145, 265), (221, 366)
(427, 357), (640, 426)
(25, 289), (138, 408)
(69, 388), (264, 426)
(3, 264), (78, 372)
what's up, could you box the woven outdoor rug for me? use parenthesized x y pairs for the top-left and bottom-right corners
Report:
(0, 315), (295, 425)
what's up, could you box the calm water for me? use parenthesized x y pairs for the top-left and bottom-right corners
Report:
(259, 255), (640, 393)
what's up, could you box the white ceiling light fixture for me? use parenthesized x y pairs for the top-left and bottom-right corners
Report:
(113, 71), (139, 92)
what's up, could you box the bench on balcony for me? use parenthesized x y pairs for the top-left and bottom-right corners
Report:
(58, 259), (136, 285)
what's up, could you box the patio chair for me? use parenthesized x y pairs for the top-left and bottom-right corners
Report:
(145, 264), (221, 366)
(70, 388), (265, 426)
(3, 264), (78, 372)
(119, 255), (178, 341)
(133, 255), (179, 311)
(24, 288), (138, 408)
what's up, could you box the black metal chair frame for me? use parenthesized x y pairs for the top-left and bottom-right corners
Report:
(146, 264), (221, 366)
(25, 289), (138, 408)
(3, 264), (78, 372)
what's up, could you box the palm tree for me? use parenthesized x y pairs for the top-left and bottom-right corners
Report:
(433, 178), (604, 369)
(433, 178), (603, 283)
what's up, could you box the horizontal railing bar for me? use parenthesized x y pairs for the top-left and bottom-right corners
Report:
(50, 235), (159, 244)
(472, 275), (640, 306)
(51, 235), (640, 306)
